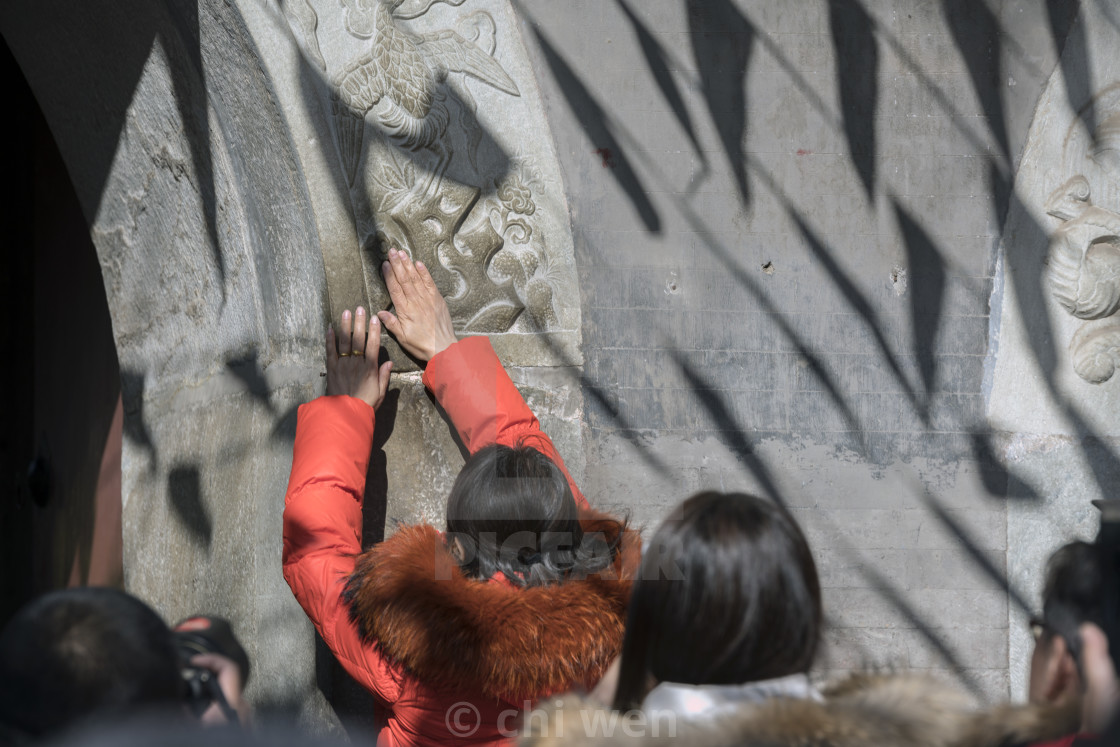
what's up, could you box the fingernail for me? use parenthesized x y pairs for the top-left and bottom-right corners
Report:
(357, 306), (365, 316)
(416, 261), (425, 269)
(371, 316), (379, 326)
(389, 248), (396, 257)
(343, 310), (351, 320)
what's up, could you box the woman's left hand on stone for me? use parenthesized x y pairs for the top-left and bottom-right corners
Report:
(326, 306), (393, 410)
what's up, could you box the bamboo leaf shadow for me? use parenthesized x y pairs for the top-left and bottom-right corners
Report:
(168, 464), (212, 550)
(970, 432), (1042, 501)
(893, 200), (946, 409)
(676, 205), (862, 437)
(166, 1), (227, 308)
(270, 402), (301, 443)
(852, 553), (986, 699)
(533, 317), (675, 482)
(916, 485), (1033, 616)
(119, 369), (156, 467)
(225, 349), (275, 413)
(616, 0), (704, 160)
(942, 0), (1010, 163)
(788, 209), (920, 415)
(686, 0), (752, 202)
(363, 386), (399, 546)
(989, 162), (1058, 378)
(829, 0), (879, 197)
(584, 377), (676, 483)
(532, 26), (660, 233)
(1046, 0), (1096, 144)
(670, 350), (785, 506)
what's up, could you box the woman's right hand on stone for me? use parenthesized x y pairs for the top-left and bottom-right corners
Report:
(377, 247), (458, 362)
(326, 305), (393, 410)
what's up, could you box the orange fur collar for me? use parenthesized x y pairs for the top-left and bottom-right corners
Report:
(344, 508), (639, 701)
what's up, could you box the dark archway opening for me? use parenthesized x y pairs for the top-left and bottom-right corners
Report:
(0, 38), (123, 628)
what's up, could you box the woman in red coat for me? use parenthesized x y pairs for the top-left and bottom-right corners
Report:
(283, 249), (637, 746)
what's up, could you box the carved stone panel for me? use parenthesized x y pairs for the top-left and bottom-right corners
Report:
(988, 0), (1120, 702)
(282, 0), (580, 367)
(1044, 86), (1120, 384)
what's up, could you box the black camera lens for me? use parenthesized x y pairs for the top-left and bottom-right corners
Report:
(172, 616), (250, 723)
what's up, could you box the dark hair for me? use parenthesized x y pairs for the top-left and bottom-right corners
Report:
(445, 443), (619, 587)
(0, 587), (183, 737)
(1041, 541), (1106, 653)
(613, 491), (822, 711)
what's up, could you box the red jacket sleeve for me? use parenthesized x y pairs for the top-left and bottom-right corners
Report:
(281, 395), (403, 703)
(422, 336), (589, 509)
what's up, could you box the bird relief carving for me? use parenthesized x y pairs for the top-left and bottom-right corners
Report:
(286, 0), (558, 334)
(1044, 93), (1120, 385)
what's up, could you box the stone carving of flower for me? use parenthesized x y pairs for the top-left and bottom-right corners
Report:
(498, 175), (535, 216)
(372, 153), (416, 213)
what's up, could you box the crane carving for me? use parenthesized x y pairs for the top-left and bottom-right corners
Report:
(331, 0), (521, 194)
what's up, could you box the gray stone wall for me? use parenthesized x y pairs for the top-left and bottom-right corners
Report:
(514, 0), (1103, 701)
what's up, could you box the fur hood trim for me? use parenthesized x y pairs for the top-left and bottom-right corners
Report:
(344, 508), (640, 701)
(521, 672), (1081, 747)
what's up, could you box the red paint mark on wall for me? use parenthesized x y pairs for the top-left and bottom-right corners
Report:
(594, 147), (616, 168)
(796, 149), (811, 156)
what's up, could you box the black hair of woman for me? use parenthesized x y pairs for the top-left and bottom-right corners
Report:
(445, 442), (624, 587)
(612, 491), (822, 711)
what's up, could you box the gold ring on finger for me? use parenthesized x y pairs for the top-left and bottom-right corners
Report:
(338, 352), (351, 358)
(352, 350), (365, 357)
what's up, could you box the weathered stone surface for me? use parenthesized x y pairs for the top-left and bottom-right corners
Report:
(516, 0), (1093, 705)
(243, 0), (582, 369)
(2, 0), (583, 730)
(988, 0), (1120, 699)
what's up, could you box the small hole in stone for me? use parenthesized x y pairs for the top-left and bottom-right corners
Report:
(890, 266), (908, 296)
(761, 261), (775, 275)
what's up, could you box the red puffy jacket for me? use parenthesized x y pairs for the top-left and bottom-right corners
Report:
(283, 337), (636, 746)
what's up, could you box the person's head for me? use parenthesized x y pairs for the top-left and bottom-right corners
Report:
(613, 491), (822, 711)
(1029, 540), (1106, 705)
(445, 443), (618, 587)
(0, 587), (183, 738)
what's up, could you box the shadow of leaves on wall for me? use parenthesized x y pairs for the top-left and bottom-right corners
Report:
(893, 200), (946, 413)
(226, 349), (276, 414)
(531, 23), (661, 233)
(1046, 0), (1095, 146)
(168, 463), (212, 551)
(686, 0), (752, 203)
(942, 0), (1010, 163)
(829, 0), (879, 198)
(616, 0), (704, 163)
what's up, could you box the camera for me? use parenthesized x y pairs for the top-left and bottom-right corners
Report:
(172, 616), (250, 723)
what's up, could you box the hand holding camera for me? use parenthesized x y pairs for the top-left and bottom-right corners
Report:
(173, 616), (252, 727)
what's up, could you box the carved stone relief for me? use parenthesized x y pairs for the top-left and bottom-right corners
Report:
(284, 0), (566, 342)
(1045, 85), (1120, 384)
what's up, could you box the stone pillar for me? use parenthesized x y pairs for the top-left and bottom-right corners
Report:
(2, 0), (582, 730)
(987, 0), (1120, 699)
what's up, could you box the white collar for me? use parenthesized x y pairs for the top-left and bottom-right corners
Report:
(641, 673), (822, 718)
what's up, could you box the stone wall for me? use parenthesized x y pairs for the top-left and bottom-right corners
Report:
(515, 0), (1112, 701)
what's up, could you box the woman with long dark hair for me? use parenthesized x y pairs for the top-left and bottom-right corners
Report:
(521, 492), (1082, 746)
(611, 490), (822, 715)
(283, 249), (637, 746)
